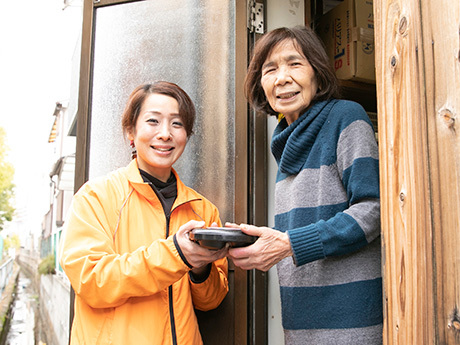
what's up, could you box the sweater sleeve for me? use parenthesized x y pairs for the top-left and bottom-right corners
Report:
(287, 103), (380, 266)
(58, 184), (190, 309)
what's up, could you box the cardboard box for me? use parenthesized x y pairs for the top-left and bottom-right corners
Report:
(317, 0), (375, 84)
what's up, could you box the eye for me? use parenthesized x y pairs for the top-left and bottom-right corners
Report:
(263, 67), (276, 76)
(172, 120), (184, 128)
(146, 118), (159, 124)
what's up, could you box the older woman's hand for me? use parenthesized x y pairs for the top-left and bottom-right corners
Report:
(226, 223), (293, 272)
(175, 220), (228, 270)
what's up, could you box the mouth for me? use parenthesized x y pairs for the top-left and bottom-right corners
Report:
(276, 91), (300, 99)
(152, 146), (174, 152)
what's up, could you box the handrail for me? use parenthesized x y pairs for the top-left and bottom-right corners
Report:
(0, 258), (14, 293)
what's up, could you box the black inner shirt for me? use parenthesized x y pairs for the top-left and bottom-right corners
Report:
(139, 169), (177, 215)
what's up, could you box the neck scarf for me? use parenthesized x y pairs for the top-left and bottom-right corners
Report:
(271, 99), (337, 175)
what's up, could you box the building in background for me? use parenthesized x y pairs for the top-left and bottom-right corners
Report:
(43, 101), (76, 273)
(36, 2), (82, 340)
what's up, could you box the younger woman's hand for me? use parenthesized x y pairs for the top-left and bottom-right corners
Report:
(175, 220), (228, 269)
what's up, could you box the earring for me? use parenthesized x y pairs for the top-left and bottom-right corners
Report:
(130, 140), (137, 160)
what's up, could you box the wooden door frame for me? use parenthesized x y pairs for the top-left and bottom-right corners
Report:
(375, 0), (460, 343)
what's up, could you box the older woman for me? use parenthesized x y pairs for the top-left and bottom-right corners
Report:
(228, 26), (382, 344)
(59, 81), (228, 345)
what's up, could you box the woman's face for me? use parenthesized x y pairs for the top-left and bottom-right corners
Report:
(128, 93), (187, 182)
(260, 39), (318, 124)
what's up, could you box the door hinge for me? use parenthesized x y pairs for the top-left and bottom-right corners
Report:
(247, 0), (264, 34)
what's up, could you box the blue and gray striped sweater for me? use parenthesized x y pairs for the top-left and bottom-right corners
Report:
(272, 99), (382, 344)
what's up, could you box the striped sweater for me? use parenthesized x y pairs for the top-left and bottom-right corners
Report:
(271, 99), (382, 344)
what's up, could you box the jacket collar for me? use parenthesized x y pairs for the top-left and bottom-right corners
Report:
(124, 159), (201, 207)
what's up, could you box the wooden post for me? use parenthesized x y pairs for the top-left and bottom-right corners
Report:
(374, 0), (460, 343)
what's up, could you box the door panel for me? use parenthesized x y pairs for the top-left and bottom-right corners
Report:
(75, 0), (248, 344)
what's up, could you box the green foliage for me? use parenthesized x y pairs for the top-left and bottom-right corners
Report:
(38, 254), (56, 275)
(4, 234), (20, 251)
(0, 128), (15, 231)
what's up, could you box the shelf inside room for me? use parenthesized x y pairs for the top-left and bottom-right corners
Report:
(339, 79), (377, 113)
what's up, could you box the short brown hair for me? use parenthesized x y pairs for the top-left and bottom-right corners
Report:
(121, 81), (196, 137)
(244, 26), (341, 116)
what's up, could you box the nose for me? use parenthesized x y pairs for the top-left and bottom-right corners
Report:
(156, 122), (172, 141)
(274, 65), (292, 86)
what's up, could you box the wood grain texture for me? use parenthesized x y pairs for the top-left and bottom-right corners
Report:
(375, 0), (460, 343)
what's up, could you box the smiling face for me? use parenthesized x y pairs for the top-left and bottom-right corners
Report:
(260, 39), (318, 124)
(128, 93), (187, 182)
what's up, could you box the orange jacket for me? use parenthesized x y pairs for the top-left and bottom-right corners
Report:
(59, 160), (228, 345)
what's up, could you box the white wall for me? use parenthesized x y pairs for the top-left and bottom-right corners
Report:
(265, 1), (305, 344)
(40, 274), (71, 345)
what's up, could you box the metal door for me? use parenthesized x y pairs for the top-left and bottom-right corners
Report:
(74, 0), (249, 344)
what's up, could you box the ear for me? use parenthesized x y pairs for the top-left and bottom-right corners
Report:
(127, 128), (134, 141)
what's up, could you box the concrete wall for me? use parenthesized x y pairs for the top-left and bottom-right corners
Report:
(18, 249), (70, 345)
(17, 250), (40, 289)
(40, 273), (70, 345)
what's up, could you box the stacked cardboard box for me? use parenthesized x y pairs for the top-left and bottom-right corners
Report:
(317, 0), (375, 84)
